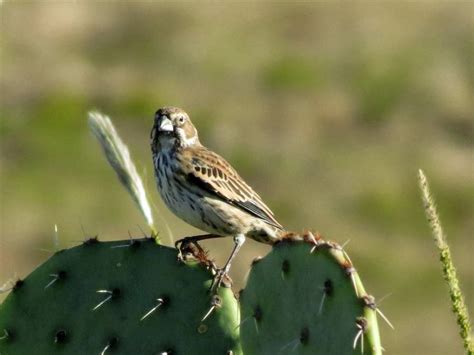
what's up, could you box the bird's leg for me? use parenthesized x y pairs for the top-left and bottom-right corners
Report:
(210, 234), (246, 292)
(175, 234), (224, 261)
(175, 233), (224, 249)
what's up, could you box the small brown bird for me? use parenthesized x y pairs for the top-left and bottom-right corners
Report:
(151, 107), (284, 286)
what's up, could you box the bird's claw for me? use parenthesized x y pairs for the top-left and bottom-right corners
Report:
(209, 268), (232, 294)
(175, 238), (205, 262)
(175, 238), (186, 262)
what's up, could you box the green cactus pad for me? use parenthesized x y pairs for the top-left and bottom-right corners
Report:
(240, 235), (382, 355)
(0, 238), (241, 354)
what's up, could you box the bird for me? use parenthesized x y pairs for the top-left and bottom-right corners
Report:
(150, 106), (284, 288)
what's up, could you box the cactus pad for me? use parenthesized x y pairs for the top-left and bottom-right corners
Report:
(0, 238), (241, 354)
(239, 233), (382, 355)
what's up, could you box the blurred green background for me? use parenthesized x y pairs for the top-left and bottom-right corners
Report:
(1, 2), (473, 354)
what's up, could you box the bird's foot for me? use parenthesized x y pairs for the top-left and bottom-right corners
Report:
(175, 238), (207, 263)
(209, 267), (232, 294)
(175, 234), (223, 263)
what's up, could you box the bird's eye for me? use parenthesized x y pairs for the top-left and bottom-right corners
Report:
(178, 116), (186, 124)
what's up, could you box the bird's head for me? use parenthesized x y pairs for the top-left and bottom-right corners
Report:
(151, 107), (199, 153)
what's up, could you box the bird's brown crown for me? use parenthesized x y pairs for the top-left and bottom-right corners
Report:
(155, 106), (186, 118)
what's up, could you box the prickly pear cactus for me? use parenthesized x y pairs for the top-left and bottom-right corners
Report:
(0, 238), (241, 354)
(239, 233), (383, 355)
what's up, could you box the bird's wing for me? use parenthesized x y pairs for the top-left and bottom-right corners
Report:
(179, 147), (283, 230)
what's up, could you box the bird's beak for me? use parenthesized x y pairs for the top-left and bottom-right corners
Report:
(159, 117), (173, 132)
